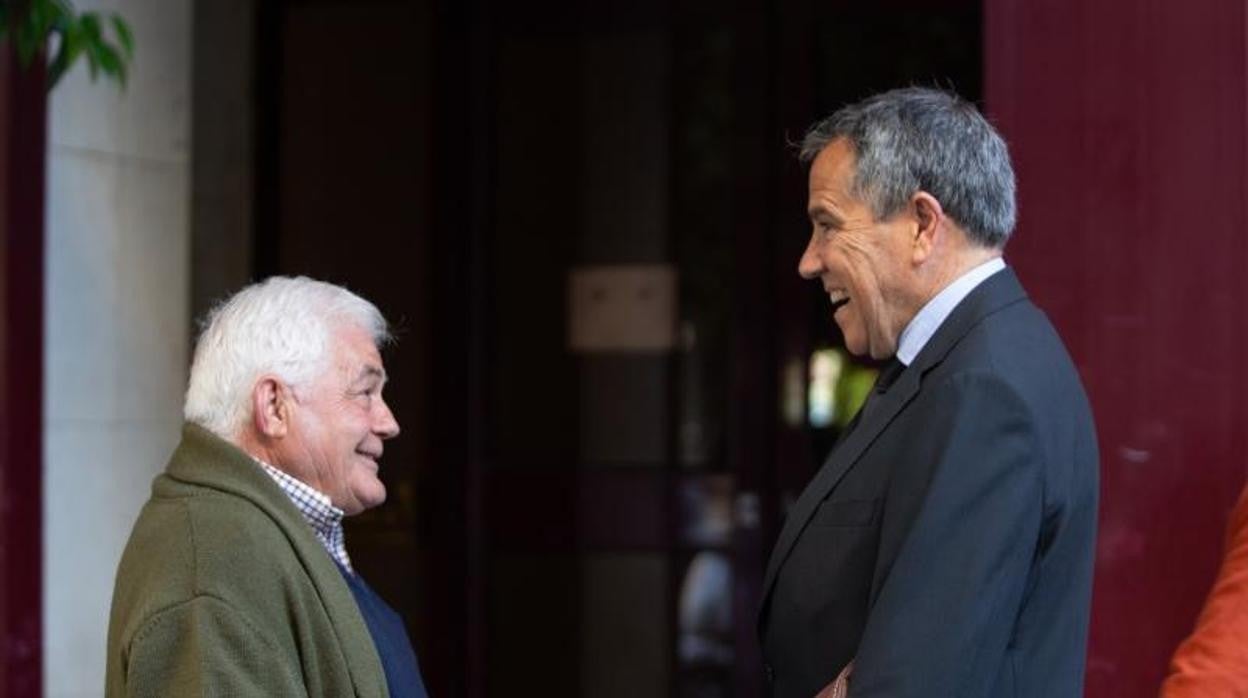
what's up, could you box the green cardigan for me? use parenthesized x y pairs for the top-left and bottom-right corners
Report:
(105, 423), (389, 697)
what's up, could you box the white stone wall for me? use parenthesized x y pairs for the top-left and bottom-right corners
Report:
(42, 0), (191, 694)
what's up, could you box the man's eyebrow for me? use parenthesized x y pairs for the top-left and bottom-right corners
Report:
(808, 204), (843, 225)
(354, 365), (387, 384)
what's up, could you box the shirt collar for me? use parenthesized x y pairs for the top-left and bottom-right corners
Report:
(895, 257), (1006, 366)
(255, 459), (354, 573)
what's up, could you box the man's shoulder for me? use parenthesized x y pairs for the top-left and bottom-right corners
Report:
(938, 296), (1079, 385)
(114, 476), (308, 614)
(109, 474), (319, 656)
(918, 271), (1070, 379)
(913, 296), (1098, 473)
(910, 295), (1094, 449)
(142, 474), (306, 578)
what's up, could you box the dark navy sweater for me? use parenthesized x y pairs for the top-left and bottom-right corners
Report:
(337, 564), (428, 698)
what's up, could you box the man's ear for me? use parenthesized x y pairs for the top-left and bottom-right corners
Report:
(911, 191), (945, 263)
(251, 376), (292, 438)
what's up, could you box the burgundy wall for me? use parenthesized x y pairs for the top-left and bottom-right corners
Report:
(0, 47), (45, 696)
(986, 1), (1248, 694)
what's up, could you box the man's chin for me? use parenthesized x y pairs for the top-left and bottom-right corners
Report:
(834, 318), (866, 357)
(341, 479), (387, 515)
(358, 485), (387, 512)
(840, 334), (868, 358)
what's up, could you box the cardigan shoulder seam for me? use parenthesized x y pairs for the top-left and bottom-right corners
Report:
(130, 592), (284, 655)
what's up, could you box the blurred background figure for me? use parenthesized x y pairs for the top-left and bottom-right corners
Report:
(4, 0), (1248, 696)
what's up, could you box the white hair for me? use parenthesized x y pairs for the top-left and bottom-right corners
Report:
(184, 276), (391, 440)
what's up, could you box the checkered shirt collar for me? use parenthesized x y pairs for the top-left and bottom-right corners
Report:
(256, 460), (354, 574)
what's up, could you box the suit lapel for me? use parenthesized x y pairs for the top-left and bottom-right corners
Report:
(760, 365), (920, 601)
(758, 268), (1030, 614)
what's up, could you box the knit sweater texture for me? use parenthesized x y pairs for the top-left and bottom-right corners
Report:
(105, 423), (389, 697)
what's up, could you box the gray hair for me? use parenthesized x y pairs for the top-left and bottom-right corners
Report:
(183, 276), (391, 440)
(799, 87), (1016, 248)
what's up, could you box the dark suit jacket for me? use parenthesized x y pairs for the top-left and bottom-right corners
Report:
(758, 269), (1099, 698)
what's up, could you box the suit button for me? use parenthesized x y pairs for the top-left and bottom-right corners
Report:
(765, 664), (775, 683)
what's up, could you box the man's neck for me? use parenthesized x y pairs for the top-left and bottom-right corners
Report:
(235, 431), (277, 469)
(918, 245), (1002, 308)
(895, 255), (1006, 365)
(235, 431), (307, 485)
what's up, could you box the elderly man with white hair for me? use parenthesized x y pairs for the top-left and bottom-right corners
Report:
(106, 276), (426, 697)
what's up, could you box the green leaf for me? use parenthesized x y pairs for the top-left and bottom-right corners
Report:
(94, 42), (119, 74)
(99, 43), (125, 86)
(14, 18), (38, 67)
(64, 22), (85, 62)
(27, 2), (47, 34)
(79, 12), (101, 42)
(31, 0), (60, 39)
(110, 15), (133, 59)
(2, 0), (136, 93)
(47, 19), (85, 89)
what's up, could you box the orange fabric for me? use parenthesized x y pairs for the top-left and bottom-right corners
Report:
(1162, 484), (1248, 697)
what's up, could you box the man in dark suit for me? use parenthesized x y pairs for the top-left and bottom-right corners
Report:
(758, 88), (1099, 697)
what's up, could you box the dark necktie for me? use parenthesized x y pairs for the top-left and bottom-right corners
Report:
(862, 358), (904, 416)
(840, 358), (904, 442)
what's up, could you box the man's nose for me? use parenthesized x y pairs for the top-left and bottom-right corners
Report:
(798, 238), (824, 279)
(374, 398), (401, 439)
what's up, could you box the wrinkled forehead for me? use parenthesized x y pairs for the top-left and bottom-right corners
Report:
(807, 139), (863, 206)
(326, 324), (388, 381)
(811, 137), (858, 178)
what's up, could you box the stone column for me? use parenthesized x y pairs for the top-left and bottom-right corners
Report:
(42, 1), (191, 694)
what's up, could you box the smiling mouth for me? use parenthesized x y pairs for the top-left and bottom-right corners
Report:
(830, 294), (850, 312)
